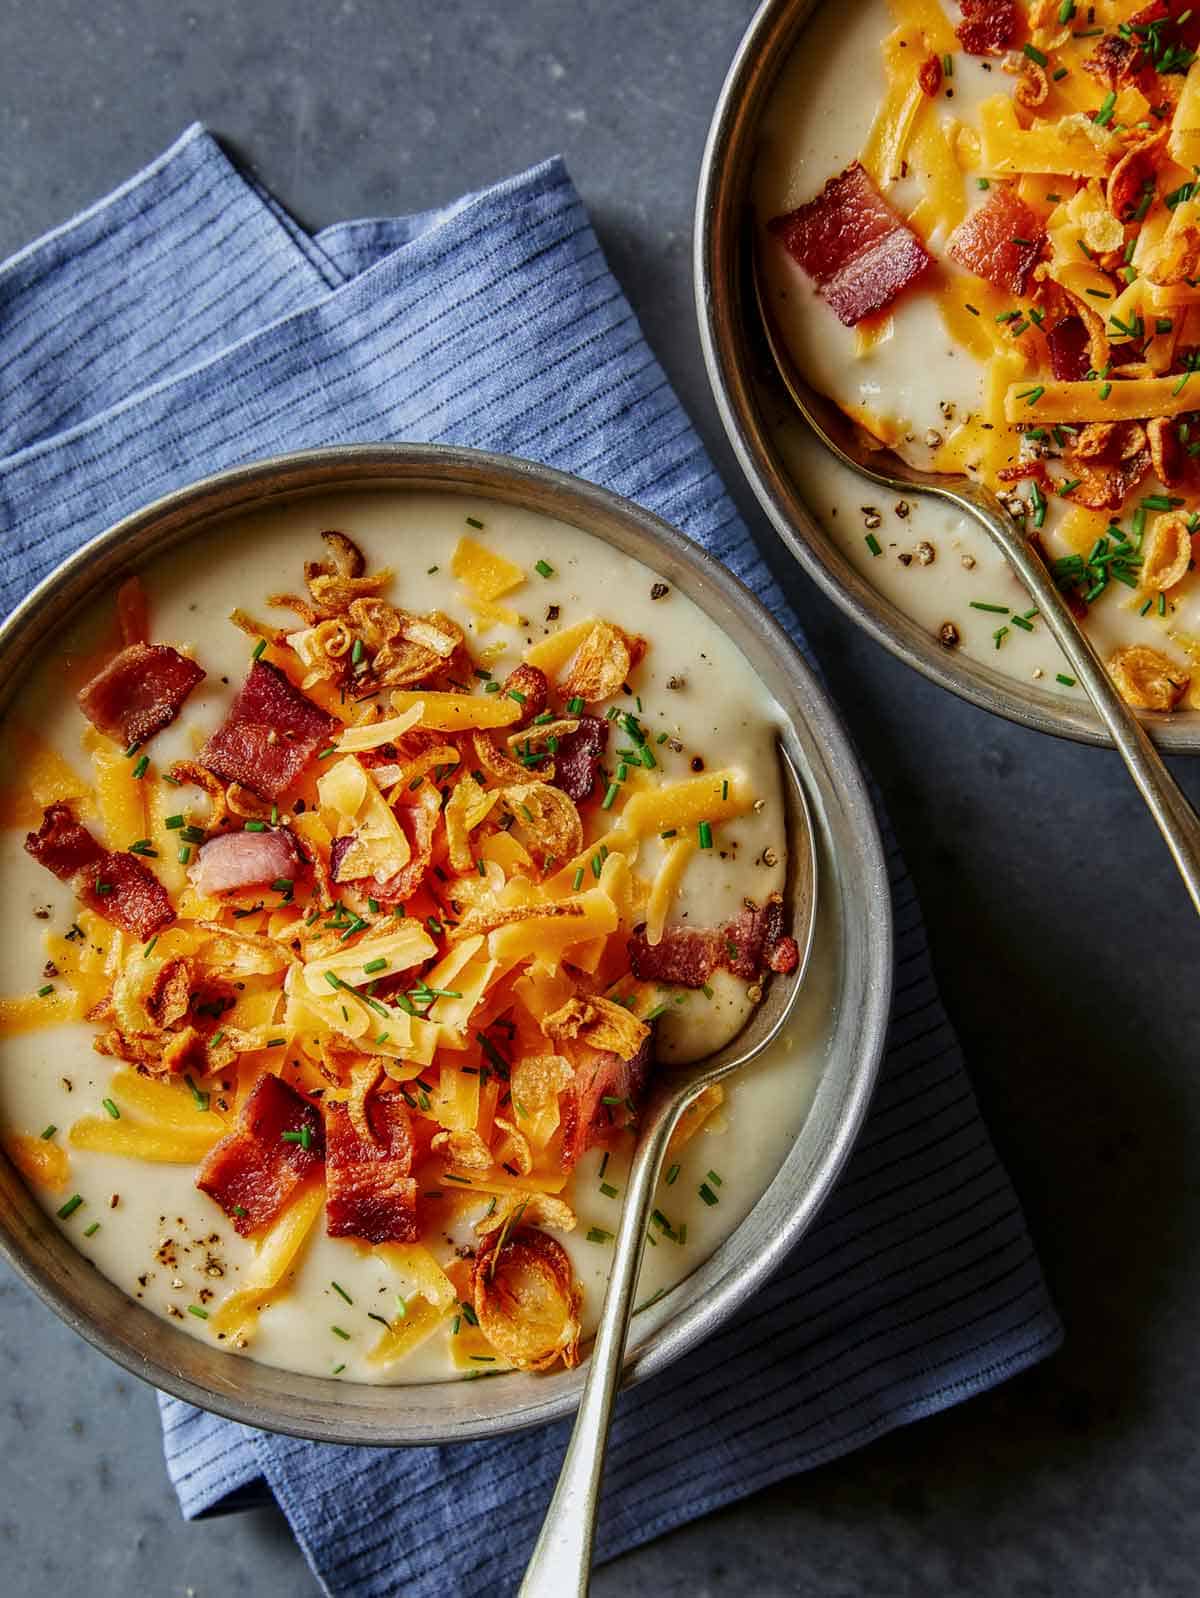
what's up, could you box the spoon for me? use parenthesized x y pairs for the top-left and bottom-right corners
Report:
(519, 741), (818, 1597)
(752, 257), (1200, 918)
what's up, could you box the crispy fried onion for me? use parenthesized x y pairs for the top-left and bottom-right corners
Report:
(194, 921), (298, 974)
(498, 782), (583, 864)
(225, 783), (274, 821)
(542, 995), (650, 1062)
(1107, 134), (1164, 223)
(1064, 421), (1150, 510)
(431, 1128), (494, 1170)
(1146, 417), (1185, 489)
(1140, 513), (1193, 593)
(473, 1226), (582, 1371)
(503, 717), (580, 784)
(1108, 644), (1191, 710)
(285, 616), (356, 685)
(1003, 51), (1048, 108)
(559, 621), (643, 702)
(448, 900), (587, 944)
(444, 773), (500, 873)
(1146, 223), (1200, 288)
(1026, 0), (1072, 50)
(101, 955), (230, 1075)
(229, 607), (287, 643)
(492, 1115), (533, 1177)
(473, 1191), (576, 1236)
(1033, 268), (1110, 375)
(298, 531), (392, 614)
(472, 729), (530, 785)
(391, 741), (460, 795)
(166, 760), (228, 829)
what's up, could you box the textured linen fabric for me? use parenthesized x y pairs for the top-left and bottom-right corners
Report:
(0, 126), (1063, 1597)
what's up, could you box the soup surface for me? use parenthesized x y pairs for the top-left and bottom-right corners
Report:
(757, 0), (1200, 710)
(0, 488), (832, 1383)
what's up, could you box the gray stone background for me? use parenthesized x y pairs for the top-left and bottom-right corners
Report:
(1, 1), (1197, 1593)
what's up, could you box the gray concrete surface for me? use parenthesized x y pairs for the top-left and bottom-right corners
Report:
(2, 1), (1198, 1593)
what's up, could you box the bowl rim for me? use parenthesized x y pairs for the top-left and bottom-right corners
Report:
(0, 442), (893, 1445)
(694, 0), (1200, 753)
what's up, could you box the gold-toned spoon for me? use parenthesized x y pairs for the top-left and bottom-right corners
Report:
(753, 257), (1200, 917)
(519, 741), (818, 1597)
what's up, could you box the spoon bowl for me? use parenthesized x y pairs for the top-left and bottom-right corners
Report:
(520, 741), (818, 1597)
(751, 253), (1200, 920)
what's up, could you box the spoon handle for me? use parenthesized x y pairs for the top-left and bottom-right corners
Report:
(518, 1083), (698, 1598)
(971, 496), (1200, 917)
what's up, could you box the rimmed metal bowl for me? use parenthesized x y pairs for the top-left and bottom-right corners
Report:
(695, 0), (1200, 750)
(0, 444), (891, 1445)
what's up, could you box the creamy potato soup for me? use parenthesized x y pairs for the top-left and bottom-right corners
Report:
(757, 0), (1200, 711)
(0, 489), (829, 1384)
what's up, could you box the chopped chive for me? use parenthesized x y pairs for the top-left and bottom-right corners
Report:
(573, 866), (585, 891)
(865, 532), (882, 557)
(586, 1227), (612, 1244)
(331, 1325), (351, 1340)
(177, 845), (191, 865)
(698, 1182), (719, 1207)
(332, 1363), (346, 1375)
(707, 1169), (723, 1187)
(665, 1162), (681, 1186)
(534, 559), (554, 578)
(969, 601), (1010, 614)
(601, 781), (620, 810)
(102, 1098), (120, 1120)
(37, 984), (53, 998)
(332, 1281), (353, 1305)
(57, 1194), (84, 1220)
(1056, 673), (1076, 686)
(40, 1125), (56, 1140)
(977, 178), (990, 191)
(252, 638), (267, 660)
(184, 1074), (210, 1112)
(466, 515), (484, 529)
(1095, 90), (1117, 127)
(599, 1181), (619, 1198)
(363, 957), (388, 974)
(698, 820), (713, 850)
(187, 1305), (209, 1320)
(131, 755), (149, 780)
(83, 1222), (100, 1238)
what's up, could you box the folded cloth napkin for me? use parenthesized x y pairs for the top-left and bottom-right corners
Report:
(0, 126), (1063, 1596)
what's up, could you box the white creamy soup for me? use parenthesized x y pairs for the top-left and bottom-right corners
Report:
(756, 0), (1200, 705)
(0, 489), (832, 1384)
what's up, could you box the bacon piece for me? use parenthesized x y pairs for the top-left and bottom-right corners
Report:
(324, 1093), (418, 1243)
(200, 660), (338, 801)
(768, 162), (933, 328)
(77, 642), (205, 747)
(1047, 317), (1092, 381)
(955, 0), (1017, 54)
(188, 827), (303, 896)
(195, 1072), (323, 1236)
(629, 894), (795, 989)
(723, 894), (787, 980)
(352, 785), (440, 902)
(628, 925), (720, 987)
(948, 188), (1045, 294)
(1083, 32), (1142, 87)
(768, 936), (801, 974)
(25, 803), (175, 939)
(559, 1034), (652, 1169)
(25, 802), (101, 880)
(552, 715), (610, 803)
(918, 53), (943, 96)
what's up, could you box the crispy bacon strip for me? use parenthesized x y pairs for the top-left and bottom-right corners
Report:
(627, 893), (795, 989)
(200, 660), (338, 801)
(25, 803), (174, 939)
(948, 188), (1045, 294)
(768, 162), (933, 328)
(77, 642), (205, 747)
(196, 1073), (323, 1236)
(955, 0), (1017, 54)
(324, 1093), (418, 1243)
(559, 1033), (652, 1169)
(1046, 317), (1092, 382)
(551, 715), (609, 803)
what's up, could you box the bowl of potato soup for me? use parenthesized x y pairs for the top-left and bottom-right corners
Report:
(0, 444), (890, 1445)
(698, 0), (1200, 747)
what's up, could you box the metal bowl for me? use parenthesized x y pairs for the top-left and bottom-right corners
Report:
(695, 0), (1200, 751)
(0, 444), (891, 1445)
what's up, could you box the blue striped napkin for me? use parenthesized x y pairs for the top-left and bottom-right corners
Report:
(0, 126), (1062, 1597)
